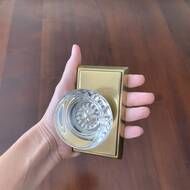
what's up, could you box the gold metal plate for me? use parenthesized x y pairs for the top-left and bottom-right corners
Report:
(74, 65), (128, 158)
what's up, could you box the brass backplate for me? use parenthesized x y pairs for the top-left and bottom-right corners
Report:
(74, 65), (128, 158)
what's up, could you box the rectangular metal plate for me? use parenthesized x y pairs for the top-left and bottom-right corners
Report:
(74, 65), (128, 158)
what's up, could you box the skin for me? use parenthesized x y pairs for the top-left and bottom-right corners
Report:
(0, 45), (155, 190)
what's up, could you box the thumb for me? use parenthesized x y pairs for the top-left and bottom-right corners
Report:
(59, 44), (81, 92)
(42, 45), (81, 127)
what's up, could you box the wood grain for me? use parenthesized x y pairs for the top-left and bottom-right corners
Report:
(0, 0), (190, 190)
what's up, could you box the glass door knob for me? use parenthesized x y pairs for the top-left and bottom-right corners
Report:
(55, 89), (113, 150)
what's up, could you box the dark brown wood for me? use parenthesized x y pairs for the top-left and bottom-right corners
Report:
(0, 0), (190, 189)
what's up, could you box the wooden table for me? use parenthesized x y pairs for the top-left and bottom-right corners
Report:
(0, 0), (190, 189)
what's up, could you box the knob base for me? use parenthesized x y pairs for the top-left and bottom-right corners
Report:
(75, 65), (128, 158)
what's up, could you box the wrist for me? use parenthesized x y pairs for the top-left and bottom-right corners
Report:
(38, 115), (75, 159)
(34, 122), (62, 164)
(0, 122), (62, 190)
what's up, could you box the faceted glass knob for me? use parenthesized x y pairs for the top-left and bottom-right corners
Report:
(55, 89), (113, 150)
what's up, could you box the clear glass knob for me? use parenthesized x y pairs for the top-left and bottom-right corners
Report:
(55, 89), (113, 150)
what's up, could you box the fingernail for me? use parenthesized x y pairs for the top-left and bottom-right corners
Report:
(71, 44), (79, 56)
(71, 45), (75, 55)
(125, 127), (144, 139)
(150, 93), (155, 103)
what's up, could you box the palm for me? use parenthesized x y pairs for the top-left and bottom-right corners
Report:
(40, 45), (154, 159)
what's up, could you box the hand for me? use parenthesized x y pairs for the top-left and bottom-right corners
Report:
(39, 44), (155, 159)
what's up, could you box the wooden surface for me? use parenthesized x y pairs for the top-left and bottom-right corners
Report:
(0, 0), (190, 189)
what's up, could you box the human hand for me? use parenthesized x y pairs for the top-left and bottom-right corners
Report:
(39, 44), (155, 160)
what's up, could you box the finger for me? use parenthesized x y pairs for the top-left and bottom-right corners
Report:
(124, 126), (144, 139)
(123, 92), (155, 107)
(60, 44), (81, 87)
(124, 74), (145, 88)
(57, 44), (81, 93)
(122, 107), (150, 122)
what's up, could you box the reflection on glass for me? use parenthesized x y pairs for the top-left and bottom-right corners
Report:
(55, 89), (113, 150)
